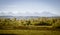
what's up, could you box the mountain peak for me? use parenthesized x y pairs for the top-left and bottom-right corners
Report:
(39, 11), (57, 17)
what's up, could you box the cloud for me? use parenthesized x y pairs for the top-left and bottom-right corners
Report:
(0, 10), (59, 16)
(39, 11), (58, 17)
(0, 0), (60, 16)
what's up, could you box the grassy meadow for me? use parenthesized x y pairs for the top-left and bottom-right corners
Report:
(0, 30), (60, 35)
(0, 17), (60, 35)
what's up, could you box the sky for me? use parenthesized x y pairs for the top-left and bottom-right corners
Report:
(0, 0), (60, 16)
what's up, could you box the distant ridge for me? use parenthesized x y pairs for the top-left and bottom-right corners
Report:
(38, 11), (58, 17)
(0, 11), (60, 18)
(0, 16), (60, 19)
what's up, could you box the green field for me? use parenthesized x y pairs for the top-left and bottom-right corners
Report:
(0, 30), (60, 35)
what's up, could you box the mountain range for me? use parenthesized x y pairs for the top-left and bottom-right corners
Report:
(0, 11), (59, 17)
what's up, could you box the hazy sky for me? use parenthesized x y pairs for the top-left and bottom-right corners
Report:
(0, 0), (60, 16)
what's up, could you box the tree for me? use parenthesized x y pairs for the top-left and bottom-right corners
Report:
(53, 20), (60, 29)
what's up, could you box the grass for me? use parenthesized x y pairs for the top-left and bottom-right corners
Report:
(0, 26), (60, 35)
(0, 30), (60, 35)
(0, 17), (60, 35)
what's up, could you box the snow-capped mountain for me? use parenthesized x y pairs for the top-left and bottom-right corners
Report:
(0, 11), (59, 17)
(37, 11), (57, 17)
